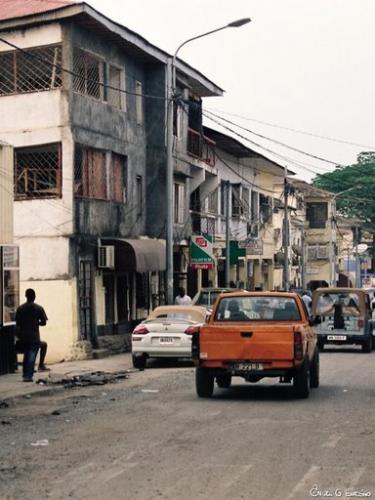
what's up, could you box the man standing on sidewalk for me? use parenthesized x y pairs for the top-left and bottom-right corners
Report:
(15, 289), (48, 382)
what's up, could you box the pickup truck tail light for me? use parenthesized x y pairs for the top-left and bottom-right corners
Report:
(357, 319), (364, 328)
(185, 325), (200, 335)
(294, 331), (304, 361)
(133, 325), (149, 335)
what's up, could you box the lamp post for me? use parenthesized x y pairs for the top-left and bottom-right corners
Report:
(165, 18), (251, 304)
(328, 186), (359, 286)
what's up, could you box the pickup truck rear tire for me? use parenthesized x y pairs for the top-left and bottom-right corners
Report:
(196, 368), (214, 398)
(310, 349), (320, 388)
(216, 374), (232, 388)
(293, 358), (310, 399)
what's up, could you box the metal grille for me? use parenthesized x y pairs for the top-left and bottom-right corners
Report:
(0, 45), (62, 96)
(79, 260), (93, 341)
(73, 48), (104, 100)
(74, 146), (107, 200)
(14, 144), (61, 200)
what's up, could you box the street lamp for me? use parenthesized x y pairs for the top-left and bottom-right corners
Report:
(165, 18), (251, 304)
(329, 185), (360, 286)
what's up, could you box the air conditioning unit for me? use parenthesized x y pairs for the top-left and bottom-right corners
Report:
(98, 245), (115, 269)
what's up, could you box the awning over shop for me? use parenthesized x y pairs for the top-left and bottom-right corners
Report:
(103, 238), (166, 273)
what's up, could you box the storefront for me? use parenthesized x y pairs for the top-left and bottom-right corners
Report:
(0, 245), (19, 374)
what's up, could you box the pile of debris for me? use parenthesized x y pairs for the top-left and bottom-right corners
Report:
(36, 370), (130, 389)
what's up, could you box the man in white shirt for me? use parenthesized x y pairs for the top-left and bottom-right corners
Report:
(175, 287), (192, 305)
(302, 291), (312, 313)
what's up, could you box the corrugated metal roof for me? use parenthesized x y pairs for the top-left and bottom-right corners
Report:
(0, 0), (79, 21)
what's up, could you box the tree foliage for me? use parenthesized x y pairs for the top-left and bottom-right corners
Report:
(312, 152), (375, 227)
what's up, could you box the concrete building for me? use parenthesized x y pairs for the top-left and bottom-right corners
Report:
(0, 0), (222, 362)
(289, 179), (336, 290)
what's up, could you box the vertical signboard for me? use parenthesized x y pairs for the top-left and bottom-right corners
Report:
(190, 234), (214, 270)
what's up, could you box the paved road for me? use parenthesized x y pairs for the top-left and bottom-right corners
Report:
(1, 348), (375, 500)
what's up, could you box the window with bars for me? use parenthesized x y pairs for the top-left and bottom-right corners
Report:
(73, 48), (104, 100)
(14, 143), (62, 200)
(0, 45), (62, 96)
(74, 146), (107, 200)
(306, 202), (328, 229)
(75, 146), (128, 202)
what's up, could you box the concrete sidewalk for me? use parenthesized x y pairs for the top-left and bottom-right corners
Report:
(0, 353), (134, 402)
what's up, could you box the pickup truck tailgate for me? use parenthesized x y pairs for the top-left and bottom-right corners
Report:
(200, 323), (295, 361)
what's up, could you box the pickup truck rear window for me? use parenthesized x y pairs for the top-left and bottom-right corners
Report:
(214, 296), (301, 321)
(314, 292), (362, 317)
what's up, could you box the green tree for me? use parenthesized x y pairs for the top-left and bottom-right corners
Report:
(313, 153), (375, 224)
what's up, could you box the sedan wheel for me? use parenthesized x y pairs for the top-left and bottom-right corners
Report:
(132, 354), (147, 370)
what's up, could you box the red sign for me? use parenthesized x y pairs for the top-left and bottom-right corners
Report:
(191, 263), (214, 270)
(195, 236), (207, 247)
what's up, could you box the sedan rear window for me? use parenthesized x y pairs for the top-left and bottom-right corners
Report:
(214, 296), (301, 321)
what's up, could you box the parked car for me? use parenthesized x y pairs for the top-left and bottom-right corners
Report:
(312, 288), (373, 352)
(192, 287), (242, 312)
(190, 291), (319, 399)
(131, 305), (208, 369)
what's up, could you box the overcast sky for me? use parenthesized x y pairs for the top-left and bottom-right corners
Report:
(88, 0), (375, 181)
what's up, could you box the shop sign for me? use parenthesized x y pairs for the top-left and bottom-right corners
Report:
(190, 234), (214, 270)
(238, 238), (263, 255)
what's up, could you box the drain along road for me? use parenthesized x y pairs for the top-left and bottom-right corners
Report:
(1, 349), (375, 500)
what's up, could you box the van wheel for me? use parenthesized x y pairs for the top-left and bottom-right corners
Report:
(318, 340), (324, 352)
(293, 358), (310, 399)
(132, 354), (147, 370)
(196, 367), (214, 398)
(362, 336), (372, 353)
(310, 349), (320, 388)
(216, 374), (232, 388)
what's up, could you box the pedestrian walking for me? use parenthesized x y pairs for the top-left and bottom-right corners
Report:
(175, 287), (192, 305)
(15, 289), (48, 382)
(301, 290), (312, 313)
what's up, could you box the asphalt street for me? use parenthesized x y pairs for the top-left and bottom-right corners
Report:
(1, 348), (375, 500)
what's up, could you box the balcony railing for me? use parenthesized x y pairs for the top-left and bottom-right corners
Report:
(187, 128), (216, 166)
(190, 212), (216, 236)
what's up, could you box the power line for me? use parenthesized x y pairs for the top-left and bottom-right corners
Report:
(204, 109), (341, 169)
(205, 106), (375, 151)
(203, 111), (336, 177)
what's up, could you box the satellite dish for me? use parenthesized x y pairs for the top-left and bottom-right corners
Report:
(357, 243), (368, 254)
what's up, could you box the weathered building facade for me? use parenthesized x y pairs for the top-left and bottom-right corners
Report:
(0, 0), (222, 361)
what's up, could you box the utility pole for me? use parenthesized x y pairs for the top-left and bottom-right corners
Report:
(301, 225), (306, 290)
(355, 225), (361, 287)
(283, 167), (289, 291)
(166, 59), (174, 304)
(225, 180), (231, 287)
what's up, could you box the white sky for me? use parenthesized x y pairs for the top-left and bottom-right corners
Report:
(88, 0), (375, 181)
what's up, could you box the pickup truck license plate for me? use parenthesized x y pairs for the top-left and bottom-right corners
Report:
(327, 335), (347, 341)
(233, 362), (263, 371)
(159, 337), (174, 344)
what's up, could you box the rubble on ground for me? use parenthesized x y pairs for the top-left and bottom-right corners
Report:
(36, 370), (130, 388)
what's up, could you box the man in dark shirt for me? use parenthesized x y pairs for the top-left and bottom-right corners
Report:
(15, 288), (48, 382)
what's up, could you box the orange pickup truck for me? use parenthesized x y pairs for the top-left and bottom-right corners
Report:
(188, 292), (319, 399)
